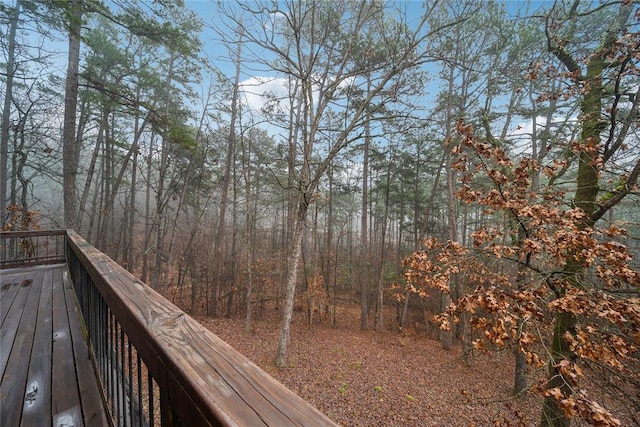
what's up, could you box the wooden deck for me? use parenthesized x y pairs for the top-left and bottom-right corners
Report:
(0, 230), (337, 426)
(0, 264), (110, 427)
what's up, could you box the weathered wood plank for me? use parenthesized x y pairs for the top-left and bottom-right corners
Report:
(0, 263), (111, 426)
(52, 404), (84, 427)
(62, 268), (110, 427)
(21, 266), (54, 427)
(0, 272), (25, 321)
(0, 270), (43, 426)
(0, 273), (35, 380)
(1, 271), (25, 303)
(51, 266), (83, 425)
(67, 230), (336, 427)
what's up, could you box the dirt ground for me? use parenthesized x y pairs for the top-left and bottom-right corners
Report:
(196, 306), (545, 426)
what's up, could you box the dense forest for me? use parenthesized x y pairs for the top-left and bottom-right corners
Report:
(1, 0), (639, 425)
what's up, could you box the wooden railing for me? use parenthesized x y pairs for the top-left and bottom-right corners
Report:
(1, 230), (336, 427)
(0, 229), (66, 268)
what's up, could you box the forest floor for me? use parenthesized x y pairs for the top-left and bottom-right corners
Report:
(195, 306), (544, 426)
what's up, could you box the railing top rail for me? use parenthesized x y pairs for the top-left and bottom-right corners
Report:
(65, 230), (335, 426)
(0, 229), (67, 269)
(0, 229), (67, 238)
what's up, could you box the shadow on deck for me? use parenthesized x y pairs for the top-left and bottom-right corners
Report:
(0, 230), (336, 427)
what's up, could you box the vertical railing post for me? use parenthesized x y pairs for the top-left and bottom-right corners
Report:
(159, 381), (178, 427)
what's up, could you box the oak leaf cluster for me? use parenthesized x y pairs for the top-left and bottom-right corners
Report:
(402, 122), (639, 425)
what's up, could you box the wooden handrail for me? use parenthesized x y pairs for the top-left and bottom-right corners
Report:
(0, 229), (67, 238)
(65, 230), (335, 426)
(0, 229), (66, 268)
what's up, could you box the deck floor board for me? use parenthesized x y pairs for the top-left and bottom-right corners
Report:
(0, 265), (109, 426)
(0, 271), (35, 381)
(21, 267), (53, 426)
(1, 271), (25, 307)
(0, 270), (42, 427)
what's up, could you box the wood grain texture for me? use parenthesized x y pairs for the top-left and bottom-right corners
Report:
(0, 270), (43, 426)
(21, 267), (54, 427)
(62, 268), (110, 427)
(0, 271), (35, 382)
(51, 266), (83, 422)
(67, 230), (336, 427)
(0, 264), (110, 426)
(0, 272), (25, 319)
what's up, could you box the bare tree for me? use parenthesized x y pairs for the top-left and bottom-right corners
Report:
(217, 0), (466, 367)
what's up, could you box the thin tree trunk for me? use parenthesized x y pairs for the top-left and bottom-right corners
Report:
(141, 135), (155, 283)
(360, 84), (371, 331)
(442, 60), (458, 351)
(441, 147), (455, 351)
(97, 115), (112, 250)
(212, 27), (243, 317)
(1, 0), (20, 224)
(77, 110), (106, 231)
(275, 200), (308, 367)
(162, 165), (192, 295)
(374, 153), (391, 331)
(15, 117), (29, 222)
(400, 289), (410, 329)
(86, 164), (102, 243)
(326, 163), (335, 325)
(275, 70), (316, 367)
(151, 49), (178, 292)
(242, 127), (254, 331)
(126, 112), (141, 273)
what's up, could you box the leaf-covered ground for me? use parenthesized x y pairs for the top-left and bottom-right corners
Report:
(197, 307), (543, 426)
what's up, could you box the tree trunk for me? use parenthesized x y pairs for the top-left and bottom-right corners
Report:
(400, 289), (410, 329)
(513, 224), (529, 395)
(374, 153), (391, 331)
(152, 50), (179, 292)
(275, 200), (308, 367)
(541, 5), (632, 424)
(514, 344), (527, 395)
(1, 0), (20, 224)
(62, 3), (83, 229)
(441, 148), (456, 351)
(211, 28), (243, 317)
(126, 106), (142, 273)
(326, 163), (335, 326)
(76, 109), (106, 232)
(243, 127), (254, 331)
(360, 86), (371, 331)
(97, 115), (112, 250)
(163, 160), (193, 294)
(141, 134), (155, 283)
(541, 311), (577, 427)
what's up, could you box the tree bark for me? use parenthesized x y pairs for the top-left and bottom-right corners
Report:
(1, 0), (21, 224)
(360, 82), (371, 331)
(374, 152), (391, 331)
(243, 133), (254, 331)
(62, 3), (83, 229)
(441, 147), (455, 351)
(541, 4), (632, 425)
(76, 108), (106, 232)
(275, 198), (308, 367)
(211, 29), (243, 317)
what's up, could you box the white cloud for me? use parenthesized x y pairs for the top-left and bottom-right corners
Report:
(239, 74), (360, 119)
(239, 76), (290, 117)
